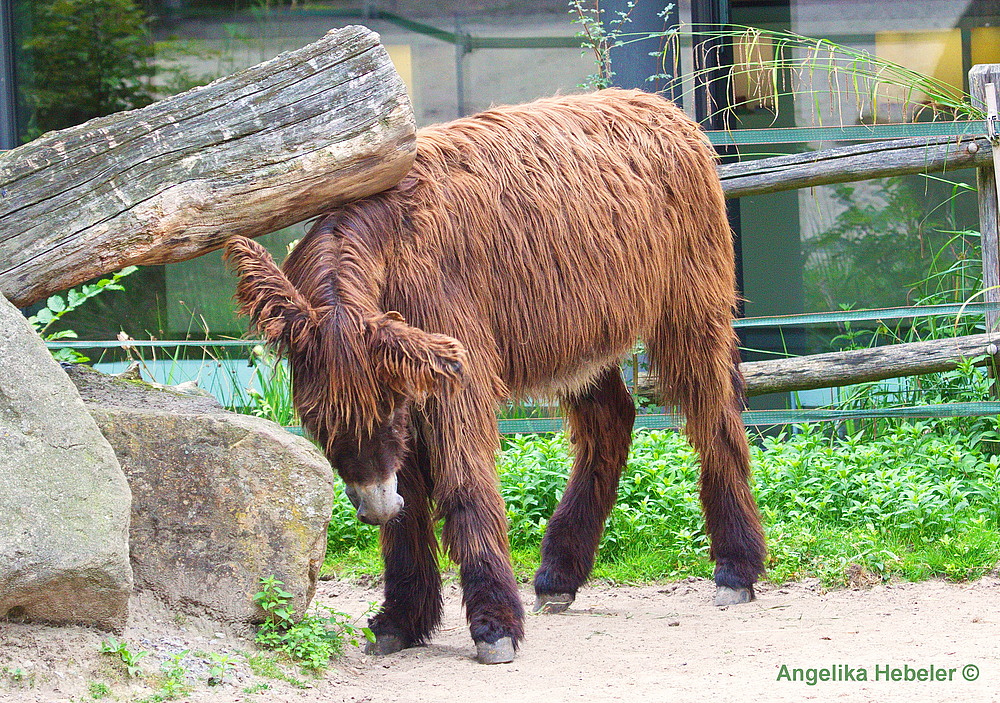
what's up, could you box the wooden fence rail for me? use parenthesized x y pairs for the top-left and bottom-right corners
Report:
(717, 134), (991, 199)
(639, 334), (998, 400)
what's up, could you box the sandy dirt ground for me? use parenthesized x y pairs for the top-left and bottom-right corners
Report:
(2, 575), (1000, 703)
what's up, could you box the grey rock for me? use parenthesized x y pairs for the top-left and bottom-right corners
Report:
(0, 296), (132, 631)
(65, 365), (335, 623)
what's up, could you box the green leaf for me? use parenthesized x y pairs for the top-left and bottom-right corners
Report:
(32, 308), (54, 326)
(46, 295), (66, 313)
(67, 289), (86, 307)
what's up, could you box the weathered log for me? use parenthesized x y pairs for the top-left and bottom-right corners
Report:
(718, 134), (991, 199)
(0, 26), (415, 308)
(637, 333), (997, 399)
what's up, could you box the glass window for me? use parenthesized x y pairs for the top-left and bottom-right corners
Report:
(8, 0), (997, 398)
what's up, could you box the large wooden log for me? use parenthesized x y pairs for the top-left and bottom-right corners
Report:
(0, 26), (415, 308)
(637, 333), (997, 399)
(718, 134), (991, 199)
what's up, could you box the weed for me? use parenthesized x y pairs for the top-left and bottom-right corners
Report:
(252, 577), (375, 672)
(568, 0), (675, 90)
(326, 425), (1000, 587)
(244, 652), (307, 688)
(241, 344), (296, 425)
(155, 650), (191, 700)
(243, 681), (271, 694)
(1, 666), (35, 688)
(98, 637), (148, 678)
(206, 652), (237, 686)
(29, 266), (137, 363)
(87, 681), (111, 699)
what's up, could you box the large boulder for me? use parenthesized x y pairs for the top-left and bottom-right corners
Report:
(66, 365), (335, 623)
(0, 296), (132, 631)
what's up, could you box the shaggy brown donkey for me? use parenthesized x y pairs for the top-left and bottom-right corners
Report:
(225, 88), (766, 664)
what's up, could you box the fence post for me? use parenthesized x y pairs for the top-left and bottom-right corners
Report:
(970, 64), (1000, 398)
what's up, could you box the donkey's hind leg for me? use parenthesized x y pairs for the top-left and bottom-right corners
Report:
(651, 324), (766, 606)
(367, 438), (442, 654)
(533, 366), (636, 613)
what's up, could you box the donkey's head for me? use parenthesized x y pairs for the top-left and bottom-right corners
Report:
(225, 235), (466, 525)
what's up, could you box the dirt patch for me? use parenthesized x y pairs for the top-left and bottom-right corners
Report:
(2, 577), (999, 702)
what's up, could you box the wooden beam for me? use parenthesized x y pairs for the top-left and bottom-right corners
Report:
(637, 333), (998, 399)
(740, 334), (996, 396)
(718, 134), (991, 199)
(0, 26), (415, 308)
(970, 64), (1000, 396)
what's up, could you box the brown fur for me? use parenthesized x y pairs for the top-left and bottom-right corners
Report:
(226, 88), (766, 652)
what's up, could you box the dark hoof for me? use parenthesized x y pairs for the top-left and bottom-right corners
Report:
(532, 593), (574, 614)
(476, 637), (515, 664)
(365, 633), (407, 655)
(714, 585), (755, 606)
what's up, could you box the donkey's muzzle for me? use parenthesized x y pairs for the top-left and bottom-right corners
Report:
(344, 478), (404, 525)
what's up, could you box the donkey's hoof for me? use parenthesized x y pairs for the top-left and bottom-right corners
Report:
(365, 633), (407, 656)
(476, 637), (515, 665)
(533, 593), (574, 614)
(714, 586), (755, 606)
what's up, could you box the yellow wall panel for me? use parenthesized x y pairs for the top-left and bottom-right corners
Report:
(384, 45), (413, 98)
(971, 27), (1000, 66)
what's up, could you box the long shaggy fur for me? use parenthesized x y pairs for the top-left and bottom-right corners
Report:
(226, 88), (766, 651)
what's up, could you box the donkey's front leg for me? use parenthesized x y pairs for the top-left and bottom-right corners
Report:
(367, 442), (443, 654)
(427, 377), (524, 663)
(439, 475), (524, 664)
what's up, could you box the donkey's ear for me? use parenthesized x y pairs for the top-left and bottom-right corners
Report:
(224, 236), (318, 351)
(367, 312), (467, 398)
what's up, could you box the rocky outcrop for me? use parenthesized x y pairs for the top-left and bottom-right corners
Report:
(0, 296), (133, 631)
(66, 365), (335, 624)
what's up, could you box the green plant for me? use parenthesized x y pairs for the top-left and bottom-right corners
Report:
(569, 0), (675, 90)
(252, 576), (374, 671)
(153, 650), (191, 700)
(662, 24), (980, 127)
(327, 425), (1000, 586)
(243, 682), (271, 694)
(98, 636), (148, 678)
(243, 652), (307, 689)
(87, 681), (111, 699)
(240, 345), (296, 425)
(1, 666), (34, 688)
(29, 266), (138, 363)
(206, 652), (237, 686)
(804, 179), (978, 315)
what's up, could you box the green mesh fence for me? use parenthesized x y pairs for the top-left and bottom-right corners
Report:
(49, 299), (1000, 434)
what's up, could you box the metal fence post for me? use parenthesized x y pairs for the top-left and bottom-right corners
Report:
(0, 0), (17, 150)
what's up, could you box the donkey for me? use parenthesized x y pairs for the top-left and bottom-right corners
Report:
(225, 88), (766, 664)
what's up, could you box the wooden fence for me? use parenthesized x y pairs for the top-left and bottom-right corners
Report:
(686, 63), (1000, 401)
